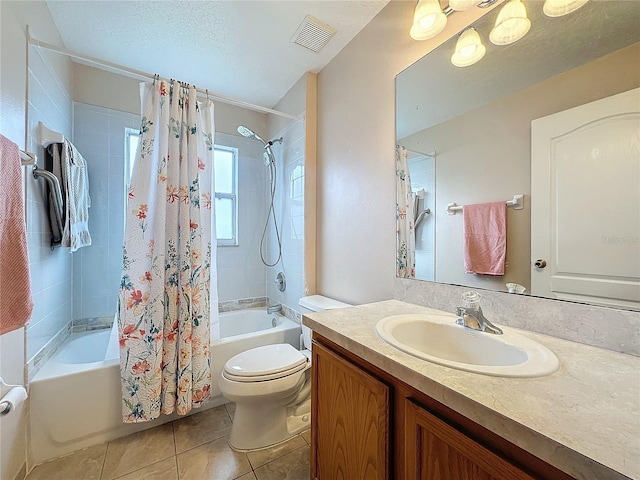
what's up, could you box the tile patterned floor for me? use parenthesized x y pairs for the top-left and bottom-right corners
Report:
(26, 403), (311, 480)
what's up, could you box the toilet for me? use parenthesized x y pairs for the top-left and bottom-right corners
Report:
(219, 295), (351, 451)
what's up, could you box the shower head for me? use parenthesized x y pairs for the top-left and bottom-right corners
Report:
(238, 125), (283, 166)
(237, 125), (266, 144)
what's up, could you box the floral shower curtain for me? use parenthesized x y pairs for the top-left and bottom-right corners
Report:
(396, 146), (416, 278)
(118, 80), (216, 423)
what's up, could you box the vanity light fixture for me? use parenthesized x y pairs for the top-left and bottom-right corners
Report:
(543, 0), (589, 17)
(410, 0), (448, 41)
(451, 27), (486, 67)
(489, 0), (531, 46)
(410, 0), (499, 41)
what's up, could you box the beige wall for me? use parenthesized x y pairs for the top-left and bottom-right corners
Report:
(72, 63), (267, 137)
(400, 43), (640, 293)
(316, 1), (493, 304)
(72, 63), (140, 114)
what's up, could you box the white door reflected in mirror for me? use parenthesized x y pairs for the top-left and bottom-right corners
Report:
(531, 88), (640, 310)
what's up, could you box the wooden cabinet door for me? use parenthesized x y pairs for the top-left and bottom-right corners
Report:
(405, 398), (535, 480)
(311, 341), (390, 480)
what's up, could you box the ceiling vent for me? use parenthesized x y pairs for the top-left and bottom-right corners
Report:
(291, 15), (337, 53)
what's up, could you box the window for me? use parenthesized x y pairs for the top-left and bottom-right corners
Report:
(214, 145), (238, 246)
(124, 130), (238, 245)
(125, 128), (140, 189)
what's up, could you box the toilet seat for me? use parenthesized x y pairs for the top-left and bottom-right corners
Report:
(223, 344), (308, 383)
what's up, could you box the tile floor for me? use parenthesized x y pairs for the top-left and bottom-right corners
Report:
(25, 403), (310, 480)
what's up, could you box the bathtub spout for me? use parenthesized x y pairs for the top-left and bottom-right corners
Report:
(267, 304), (282, 314)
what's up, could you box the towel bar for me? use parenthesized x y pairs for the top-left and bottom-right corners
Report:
(447, 195), (524, 215)
(20, 150), (37, 165)
(38, 121), (64, 148)
(415, 209), (431, 229)
(32, 166), (63, 248)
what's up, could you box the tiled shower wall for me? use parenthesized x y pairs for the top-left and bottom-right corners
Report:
(215, 132), (268, 303)
(71, 102), (140, 321)
(30, 99), (290, 359)
(71, 118), (270, 319)
(409, 154), (435, 281)
(266, 119), (305, 317)
(25, 45), (73, 366)
(26, 95), (298, 376)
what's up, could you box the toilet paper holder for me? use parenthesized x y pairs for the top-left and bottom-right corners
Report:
(0, 377), (27, 416)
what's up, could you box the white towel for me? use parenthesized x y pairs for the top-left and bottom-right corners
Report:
(52, 140), (91, 251)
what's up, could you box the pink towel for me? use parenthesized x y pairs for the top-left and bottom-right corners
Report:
(0, 134), (33, 335)
(463, 201), (506, 276)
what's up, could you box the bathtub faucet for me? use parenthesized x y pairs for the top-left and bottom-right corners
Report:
(267, 304), (282, 314)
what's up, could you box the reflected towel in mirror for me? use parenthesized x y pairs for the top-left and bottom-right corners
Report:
(463, 201), (506, 276)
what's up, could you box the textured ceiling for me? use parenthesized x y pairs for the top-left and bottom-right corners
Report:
(45, 0), (389, 110)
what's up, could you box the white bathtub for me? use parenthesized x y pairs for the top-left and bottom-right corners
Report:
(29, 309), (301, 465)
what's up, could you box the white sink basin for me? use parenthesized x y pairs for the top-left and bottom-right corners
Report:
(375, 314), (559, 377)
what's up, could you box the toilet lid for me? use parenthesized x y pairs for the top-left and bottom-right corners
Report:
(223, 344), (307, 381)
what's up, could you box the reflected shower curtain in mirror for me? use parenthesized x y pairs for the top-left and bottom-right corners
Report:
(396, 146), (416, 278)
(118, 80), (216, 423)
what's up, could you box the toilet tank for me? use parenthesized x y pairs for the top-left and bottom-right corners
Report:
(299, 295), (352, 350)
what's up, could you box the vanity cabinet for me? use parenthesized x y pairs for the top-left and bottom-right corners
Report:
(311, 334), (575, 480)
(404, 398), (534, 479)
(311, 340), (390, 480)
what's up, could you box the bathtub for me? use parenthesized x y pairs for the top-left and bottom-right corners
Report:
(29, 309), (301, 465)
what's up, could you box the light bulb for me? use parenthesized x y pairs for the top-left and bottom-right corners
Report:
(489, 0), (531, 46)
(543, 0), (589, 17)
(460, 44), (477, 57)
(410, 0), (447, 41)
(419, 14), (438, 30)
(451, 28), (486, 67)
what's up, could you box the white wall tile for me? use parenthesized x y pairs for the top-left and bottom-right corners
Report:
(214, 132), (268, 301)
(265, 119), (305, 312)
(26, 38), (74, 362)
(72, 102), (138, 320)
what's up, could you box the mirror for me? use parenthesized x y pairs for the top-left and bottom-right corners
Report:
(396, 1), (640, 310)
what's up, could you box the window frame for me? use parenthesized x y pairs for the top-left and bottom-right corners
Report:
(213, 144), (239, 247)
(124, 128), (139, 217)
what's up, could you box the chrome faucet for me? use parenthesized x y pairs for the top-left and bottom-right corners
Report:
(267, 303), (282, 314)
(455, 291), (503, 335)
(455, 306), (503, 335)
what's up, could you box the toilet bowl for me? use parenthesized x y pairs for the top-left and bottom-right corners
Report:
(219, 295), (351, 451)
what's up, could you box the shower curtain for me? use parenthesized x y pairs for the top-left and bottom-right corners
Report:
(118, 80), (216, 423)
(396, 146), (416, 278)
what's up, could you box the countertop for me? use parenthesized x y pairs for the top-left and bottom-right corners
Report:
(302, 300), (640, 480)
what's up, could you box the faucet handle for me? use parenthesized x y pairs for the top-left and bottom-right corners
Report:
(267, 303), (282, 314)
(462, 291), (481, 310)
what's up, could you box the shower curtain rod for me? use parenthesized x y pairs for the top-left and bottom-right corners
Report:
(28, 34), (304, 123)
